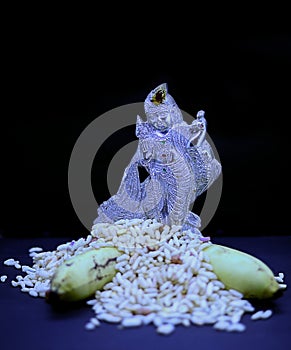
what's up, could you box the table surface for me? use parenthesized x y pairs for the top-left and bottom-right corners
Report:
(0, 235), (290, 350)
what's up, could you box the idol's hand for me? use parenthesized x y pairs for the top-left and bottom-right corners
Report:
(196, 110), (205, 119)
(139, 138), (153, 163)
(196, 110), (206, 130)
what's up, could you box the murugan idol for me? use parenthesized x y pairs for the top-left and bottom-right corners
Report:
(94, 83), (221, 233)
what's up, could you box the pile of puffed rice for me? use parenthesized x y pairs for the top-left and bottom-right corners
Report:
(1, 218), (286, 335)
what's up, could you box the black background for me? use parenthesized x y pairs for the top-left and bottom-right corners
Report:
(1, 8), (291, 239)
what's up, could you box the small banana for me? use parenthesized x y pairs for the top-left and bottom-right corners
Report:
(47, 247), (121, 303)
(203, 244), (280, 299)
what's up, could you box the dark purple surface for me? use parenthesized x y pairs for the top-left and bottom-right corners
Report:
(0, 235), (290, 350)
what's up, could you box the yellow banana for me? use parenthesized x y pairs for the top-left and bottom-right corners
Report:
(203, 243), (280, 299)
(47, 247), (121, 302)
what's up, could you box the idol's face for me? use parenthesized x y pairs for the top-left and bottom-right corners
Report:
(147, 109), (173, 132)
